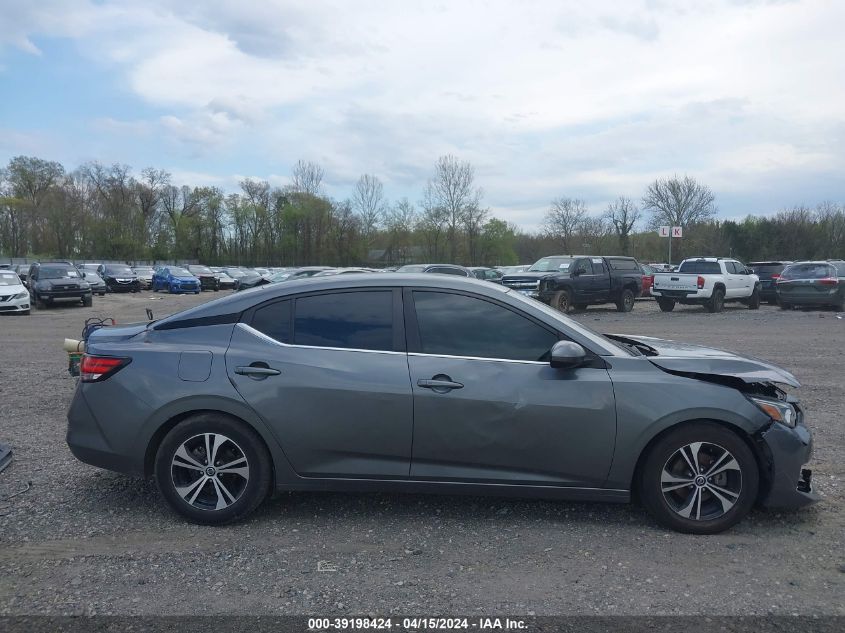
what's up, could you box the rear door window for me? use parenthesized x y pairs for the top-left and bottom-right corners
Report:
(294, 291), (394, 351)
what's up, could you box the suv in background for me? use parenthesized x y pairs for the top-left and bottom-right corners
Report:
(749, 261), (791, 304)
(98, 263), (141, 293)
(776, 260), (845, 311)
(652, 257), (760, 312)
(27, 261), (92, 309)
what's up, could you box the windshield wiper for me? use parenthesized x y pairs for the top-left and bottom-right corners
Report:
(603, 334), (659, 357)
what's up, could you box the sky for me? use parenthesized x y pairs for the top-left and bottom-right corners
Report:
(1, 0), (843, 231)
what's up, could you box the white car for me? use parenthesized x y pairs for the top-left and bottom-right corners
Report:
(0, 270), (31, 314)
(651, 257), (761, 313)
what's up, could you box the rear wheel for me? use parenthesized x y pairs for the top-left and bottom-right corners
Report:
(616, 289), (635, 312)
(779, 301), (792, 310)
(657, 298), (675, 312)
(551, 289), (572, 314)
(706, 288), (725, 313)
(639, 422), (758, 534)
(155, 414), (272, 525)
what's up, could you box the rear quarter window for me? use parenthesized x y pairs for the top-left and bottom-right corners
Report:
(607, 258), (638, 271)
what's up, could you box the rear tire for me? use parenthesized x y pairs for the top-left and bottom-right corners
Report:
(657, 298), (675, 312)
(551, 289), (572, 314)
(780, 301), (792, 310)
(155, 414), (272, 525)
(706, 288), (725, 313)
(616, 289), (635, 312)
(639, 422), (758, 534)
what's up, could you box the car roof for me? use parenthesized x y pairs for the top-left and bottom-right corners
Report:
(154, 274), (509, 329)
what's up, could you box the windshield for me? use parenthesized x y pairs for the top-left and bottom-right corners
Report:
(41, 266), (79, 279)
(0, 272), (21, 286)
(529, 257), (574, 272)
(105, 265), (133, 276)
(226, 269), (246, 278)
(677, 261), (721, 274)
(169, 267), (192, 276)
(190, 266), (213, 274)
(780, 263), (835, 280)
(133, 267), (153, 274)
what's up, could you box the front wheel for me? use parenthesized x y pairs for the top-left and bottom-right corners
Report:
(82, 295), (93, 307)
(616, 289), (635, 312)
(639, 422), (759, 534)
(657, 297), (675, 312)
(551, 289), (572, 314)
(747, 288), (760, 310)
(154, 414), (273, 525)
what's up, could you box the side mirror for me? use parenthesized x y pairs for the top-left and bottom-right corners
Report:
(550, 341), (587, 369)
(81, 272), (87, 278)
(745, 267), (753, 275)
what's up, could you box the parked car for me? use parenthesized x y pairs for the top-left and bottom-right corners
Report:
(83, 271), (107, 296)
(28, 261), (92, 309)
(97, 264), (141, 293)
(152, 266), (201, 294)
(749, 261), (792, 304)
(640, 263), (655, 297)
(776, 261), (845, 311)
(467, 267), (504, 283)
(652, 258), (761, 313)
(68, 274), (818, 533)
(187, 265), (221, 291)
(311, 268), (375, 277)
(503, 255), (643, 313)
(216, 271), (237, 290)
(396, 264), (471, 276)
(0, 269), (31, 314)
(132, 266), (155, 290)
(13, 264), (29, 286)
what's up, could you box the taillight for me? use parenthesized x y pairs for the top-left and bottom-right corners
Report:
(697, 276), (705, 289)
(80, 355), (130, 382)
(818, 278), (839, 286)
(771, 274), (780, 280)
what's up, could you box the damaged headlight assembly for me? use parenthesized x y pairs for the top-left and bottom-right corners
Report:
(748, 396), (797, 428)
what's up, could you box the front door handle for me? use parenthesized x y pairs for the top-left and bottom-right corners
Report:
(417, 375), (464, 392)
(235, 363), (281, 379)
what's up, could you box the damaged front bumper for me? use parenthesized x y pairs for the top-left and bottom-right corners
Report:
(756, 419), (820, 508)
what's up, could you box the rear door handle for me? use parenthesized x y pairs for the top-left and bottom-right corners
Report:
(417, 376), (464, 392)
(235, 363), (281, 379)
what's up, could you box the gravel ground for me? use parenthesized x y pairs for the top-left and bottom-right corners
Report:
(0, 291), (842, 616)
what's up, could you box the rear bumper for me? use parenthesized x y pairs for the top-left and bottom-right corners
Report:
(757, 421), (821, 509)
(66, 387), (144, 476)
(776, 290), (841, 306)
(651, 288), (708, 301)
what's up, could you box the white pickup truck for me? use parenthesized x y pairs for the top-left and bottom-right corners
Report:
(651, 257), (761, 313)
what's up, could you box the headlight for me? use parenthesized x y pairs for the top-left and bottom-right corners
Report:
(14, 292), (27, 299)
(80, 282), (90, 289)
(749, 396), (796, 427)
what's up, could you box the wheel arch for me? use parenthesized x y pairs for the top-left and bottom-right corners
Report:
(628, 417), (767, 504)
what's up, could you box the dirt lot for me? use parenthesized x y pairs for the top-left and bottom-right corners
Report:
(0, 290), (842, 616)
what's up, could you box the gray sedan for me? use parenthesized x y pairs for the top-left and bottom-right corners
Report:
(67, 274), (818, 533)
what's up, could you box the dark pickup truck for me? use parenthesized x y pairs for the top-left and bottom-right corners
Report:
(501, 255), (643, 313)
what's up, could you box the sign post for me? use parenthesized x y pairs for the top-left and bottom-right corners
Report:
(658, 226), (682, 265)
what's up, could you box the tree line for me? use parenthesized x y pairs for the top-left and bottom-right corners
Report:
(1, 155), (843, 266)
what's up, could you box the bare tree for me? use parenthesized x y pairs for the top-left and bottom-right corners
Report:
(352, 174), (386, 245)
(384, 197), (417, 264)
(604, 196), (641, 254)
(290, 160), (324, 195)
(463, 203), (489, 265)
(424, 155), (482, 262)
(642, 175), (716, 260)
(543, 197), (588, 254)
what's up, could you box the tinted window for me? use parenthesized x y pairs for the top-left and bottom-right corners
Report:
(678, 261), (721, 274)
(750, 263), (785, 277)
(576, 259), (593, 275)
(40, 266), (78, 279)
(780, 263), (835, 280)
(429, 267), (467, 276)
(252, 300), (291, 344)
(413, 291), (557, 362)
(294, 291), (393, 351)
(607, 258), (638, 271)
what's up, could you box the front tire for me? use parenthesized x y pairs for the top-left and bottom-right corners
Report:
(747, 288), (760, 310)
(639, 422), (758, 534)
(616, 289), (635, 312)
(82, 294), (93, 307)
(155, 414), (272, 525)
(657, 297), (675, 312)
(551, 289), (572, 314)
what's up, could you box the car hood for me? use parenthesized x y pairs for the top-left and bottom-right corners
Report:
(41, 278), (83, 286)
(501, 272), (554, 282)
(607, 334), (800, 388)
(1, 283), (26, 294)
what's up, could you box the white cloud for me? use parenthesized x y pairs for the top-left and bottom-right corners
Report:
(1, 0), (844, 227)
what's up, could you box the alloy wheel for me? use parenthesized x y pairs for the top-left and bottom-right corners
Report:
(170, 433), (250, 511)
(660, 441), (742, 521)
